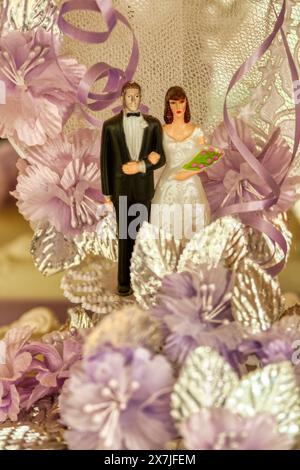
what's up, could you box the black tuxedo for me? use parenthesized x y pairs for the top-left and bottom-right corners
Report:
(100, 111), (166, 290)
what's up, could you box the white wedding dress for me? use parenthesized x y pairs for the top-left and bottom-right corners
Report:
(150, 126), (211, 239)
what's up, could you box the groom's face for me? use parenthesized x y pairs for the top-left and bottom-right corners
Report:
(123, 87), (141, 112)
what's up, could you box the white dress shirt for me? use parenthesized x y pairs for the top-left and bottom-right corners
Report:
(123, 112), (147, 173)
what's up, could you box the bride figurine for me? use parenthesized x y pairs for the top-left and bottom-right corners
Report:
(150, 86), (211, 239)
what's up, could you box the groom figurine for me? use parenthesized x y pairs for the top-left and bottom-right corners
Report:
(100, 81), (166, 296)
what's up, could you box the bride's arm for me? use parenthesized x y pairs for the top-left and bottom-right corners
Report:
(197, 128), (224, 154)
(172, 169), (203, 181)
(197, 134), (225, 156)
(198, 134), (206, 146)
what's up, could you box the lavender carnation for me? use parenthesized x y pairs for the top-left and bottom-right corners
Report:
(59, 345), (177, 450)
(151, 268), (241, 364)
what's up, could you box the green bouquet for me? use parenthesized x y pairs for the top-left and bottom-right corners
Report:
(182, 145), (223, 171)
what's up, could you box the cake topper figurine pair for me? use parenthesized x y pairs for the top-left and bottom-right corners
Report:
(100, 82), (213, 296)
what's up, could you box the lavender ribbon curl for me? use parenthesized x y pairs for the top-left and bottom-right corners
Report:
(57, 0), (144, 126)
(217, 0), (300, 276)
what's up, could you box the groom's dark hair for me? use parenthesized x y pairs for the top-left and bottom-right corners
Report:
(164, 86), (191, 124)
(121, 81), (141, 96)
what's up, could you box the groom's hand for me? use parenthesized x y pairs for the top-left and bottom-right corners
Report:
(122, 161), (140, 175)
(148, 151), (160, 165)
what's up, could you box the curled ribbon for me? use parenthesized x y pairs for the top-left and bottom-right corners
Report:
(57, 0), (146, 126)
(217, 0), (300, 276)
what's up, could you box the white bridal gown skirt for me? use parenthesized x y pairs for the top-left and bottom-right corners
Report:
(150, 127), (211, 240)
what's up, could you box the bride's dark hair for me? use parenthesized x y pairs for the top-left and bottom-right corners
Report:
(164, 86), (191, 124)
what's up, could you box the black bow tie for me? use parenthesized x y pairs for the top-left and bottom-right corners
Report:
(127, 112), (140, 117)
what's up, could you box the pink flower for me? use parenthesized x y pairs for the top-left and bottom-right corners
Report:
(0, 382), (20, 422)
(0, 326), (33, 382)
(0, 27), (86, 146)
(180, 409), (293, 450)
(201, 119), (300, 218)
(21, 338), (82, 409)
(0, 326), (82, 420)
(11, 129), (105, 235)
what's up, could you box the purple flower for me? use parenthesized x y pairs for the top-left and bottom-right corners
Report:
(59, 345), (176, 450)
(180, 408), (293, 450)
(0, 27), (86, 146)
(11, 128), (104, 236)
(201, 119), (300, 218)
(238, 314), (300, 384)
(150, 268), (241, 364)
